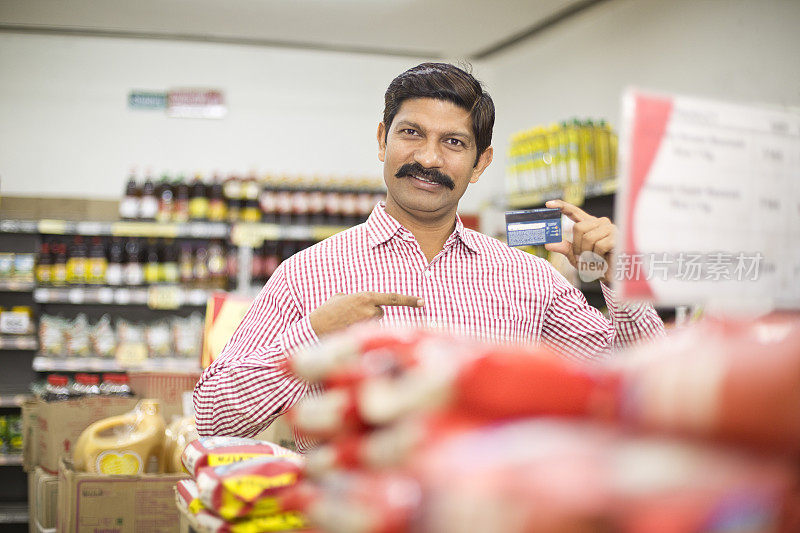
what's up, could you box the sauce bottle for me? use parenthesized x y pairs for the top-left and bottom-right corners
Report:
(124, 238), (144, 286)
(194, 246), (210, 289)
(67, 236), (88, 285)
(291, 177), (311, 226)
(308, 177), (326, 225)
(189, 173), (209, 221)
(276, 177), (294, 225)
(259, 175), (278, 224)
(144, 239), (161, 285)
(208, 174), (228, 222)
(51, 242), (68, 287)
(207, 241), (227, 290)
(160, 240), (179, 284)
(87, 237), (108, 285)
(264, 241), (281, 282)
(179, 243), (195, 286)
(173, 177), (190, 223)
(324, 178), (342, 226)
(36, 241), (53, 286)
(43, 374), (71, 402)
(156, 175), (174, 223)
(139, 172), (159, 220)
(224, 175), (242, 223)
(119, 170), (140, 221)
(106, 237), (125, 286)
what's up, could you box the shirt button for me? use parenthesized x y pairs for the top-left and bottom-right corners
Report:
(423, 270), (432, 278)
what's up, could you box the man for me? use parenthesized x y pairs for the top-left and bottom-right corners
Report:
(194, 63), (664, 442)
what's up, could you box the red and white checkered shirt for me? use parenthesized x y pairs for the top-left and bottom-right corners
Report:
(194, 203), (665, 444)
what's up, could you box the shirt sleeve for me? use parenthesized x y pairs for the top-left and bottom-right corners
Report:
(540, 266), (665, 360)
(193, 262), (319, 438)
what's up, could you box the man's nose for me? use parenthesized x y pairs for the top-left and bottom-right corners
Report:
(413, 138), (444, 168)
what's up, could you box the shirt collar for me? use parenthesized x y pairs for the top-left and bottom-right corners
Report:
(366, 202), (481, 254)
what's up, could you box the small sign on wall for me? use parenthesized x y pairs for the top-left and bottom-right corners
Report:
(128, 91), (167, 110)
(127, 89), (226, 119)
(167, 89), (227, 119)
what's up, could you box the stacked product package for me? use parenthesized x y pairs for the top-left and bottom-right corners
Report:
(176, 437), (311, 532)
(276, 316), (800, 533)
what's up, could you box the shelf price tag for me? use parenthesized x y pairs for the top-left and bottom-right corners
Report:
(148, 285), (182, 309)
(111, 222), (179, 238)
(231, 224), (279, 248)
(311, 226), (346, 241)
(115, 342), (148, 367)
(39, 219), (68, 234)
(563, 183), (585, 206)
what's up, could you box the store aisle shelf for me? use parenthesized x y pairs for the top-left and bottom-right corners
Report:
(0, 281), (35, 292)
(34, 286), (211, 308)
(507, 179), (617, 209)
(0, 336), (38, 351)
(0, 393), (31, 407)
(33, 356), (201, 374)
(0, 455), (23, 466)
(1, 219), (229, 239)
(230, 222), (348, 247)
(0, 502), (28, 523)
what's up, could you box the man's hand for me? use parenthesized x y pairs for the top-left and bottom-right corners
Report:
(309, 292), (425, 337)
(544, 199), (617, 284)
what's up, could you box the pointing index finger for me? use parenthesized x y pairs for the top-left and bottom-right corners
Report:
(546, 199), (590, 223)
(370, 292), (425, 308)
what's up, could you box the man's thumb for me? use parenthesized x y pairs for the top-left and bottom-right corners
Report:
(544, 241), (572, 257)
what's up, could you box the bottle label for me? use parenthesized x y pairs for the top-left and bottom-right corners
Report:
(324, 192), (341, 215)
(356, 193), (374, 216)
(119, 198), (139, 219)
(144, 262), (160, 284)
(125, 264), (144, 286)
(36, 265), (52, 284)
(276, 192), (293, 215)
(208, 200), (228, 221)
(189, 198), (210, 219)
(139, 197), (159, 219)
(88, 259), (107, 284)
(341, 193), (357, 216)
(291, 191), (310, 215)
(66, 258), (87, 284)
(52, 264), (67, 286)
(96, 450), (143, 475)
(308, 191), (325, 214)
(106, 264), (123, 285)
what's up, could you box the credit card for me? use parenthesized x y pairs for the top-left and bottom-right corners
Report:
(505, 208), (562, 246)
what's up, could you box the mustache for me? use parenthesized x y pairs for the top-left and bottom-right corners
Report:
(395, 162), (455, 190)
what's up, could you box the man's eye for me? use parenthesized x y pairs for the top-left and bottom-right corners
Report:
(446, 138), (464, 147)
(401, 129), (418, 136)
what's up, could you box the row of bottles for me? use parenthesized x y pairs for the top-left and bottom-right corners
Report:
(120, 171), (386, 226)
(506, 119), (618, 197)
(35, 237), (232, 289)
(249, 240), (315, 286)
(36, 373), (133, 402)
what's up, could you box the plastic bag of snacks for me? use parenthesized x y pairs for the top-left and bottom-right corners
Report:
(39, 314), (67, 356)
(90, 314), (116, 358)
(176, 479), (309, 533)
(65, 314), (91, 357)
(116, 318), (146, 344)
(196, 454), (305, 520)
(146, 319), (172, 358)
(172, 313), (204, 358)
(182, 437), (300, 478)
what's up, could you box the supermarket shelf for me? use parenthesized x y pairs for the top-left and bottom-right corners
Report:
(507, 179), (617, 209)
(33, 356), (201, 374)
(0, 393), (32, 408)
(0, 502), (28, 523)
(0, 336), (38, 351)
(0, 280), (35, 292)
(0, 455), (23, 466)
(33, 286), (212, 308)
(231, 223), (348, 247)
(0, 218), (228, 239)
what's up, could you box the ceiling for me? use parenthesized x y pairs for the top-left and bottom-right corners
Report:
(0, 0), (601, 59)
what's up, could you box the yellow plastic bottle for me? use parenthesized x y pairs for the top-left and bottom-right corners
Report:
(73, 399), (167, 475)
(162, 417), (199, 474)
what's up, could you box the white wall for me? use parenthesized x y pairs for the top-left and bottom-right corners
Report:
(2, 0), (799, 214)
(0, 33), (434, 200)
(481, 0), (800, 200)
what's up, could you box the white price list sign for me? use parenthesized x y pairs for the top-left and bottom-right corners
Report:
(614, 89), (800, 310)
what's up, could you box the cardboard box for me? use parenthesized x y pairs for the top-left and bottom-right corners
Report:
(29, 466), (58, 533)
(23, 397), (140, 474)
(58, 458), (188, 533)
(127, 373), (199, 421)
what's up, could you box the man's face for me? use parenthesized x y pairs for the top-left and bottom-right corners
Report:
(377, 97), (492, 220)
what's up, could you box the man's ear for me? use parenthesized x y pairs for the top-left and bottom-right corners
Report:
(377, 122), (387, 162)
(469, 146), (493, 184)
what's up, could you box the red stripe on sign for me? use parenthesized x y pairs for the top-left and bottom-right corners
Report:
(624, 93), (673, 299)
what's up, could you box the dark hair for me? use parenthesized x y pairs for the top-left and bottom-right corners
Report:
(383, 62), (495, 166)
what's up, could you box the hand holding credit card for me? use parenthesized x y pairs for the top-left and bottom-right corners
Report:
(506, 199), (618, 284)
